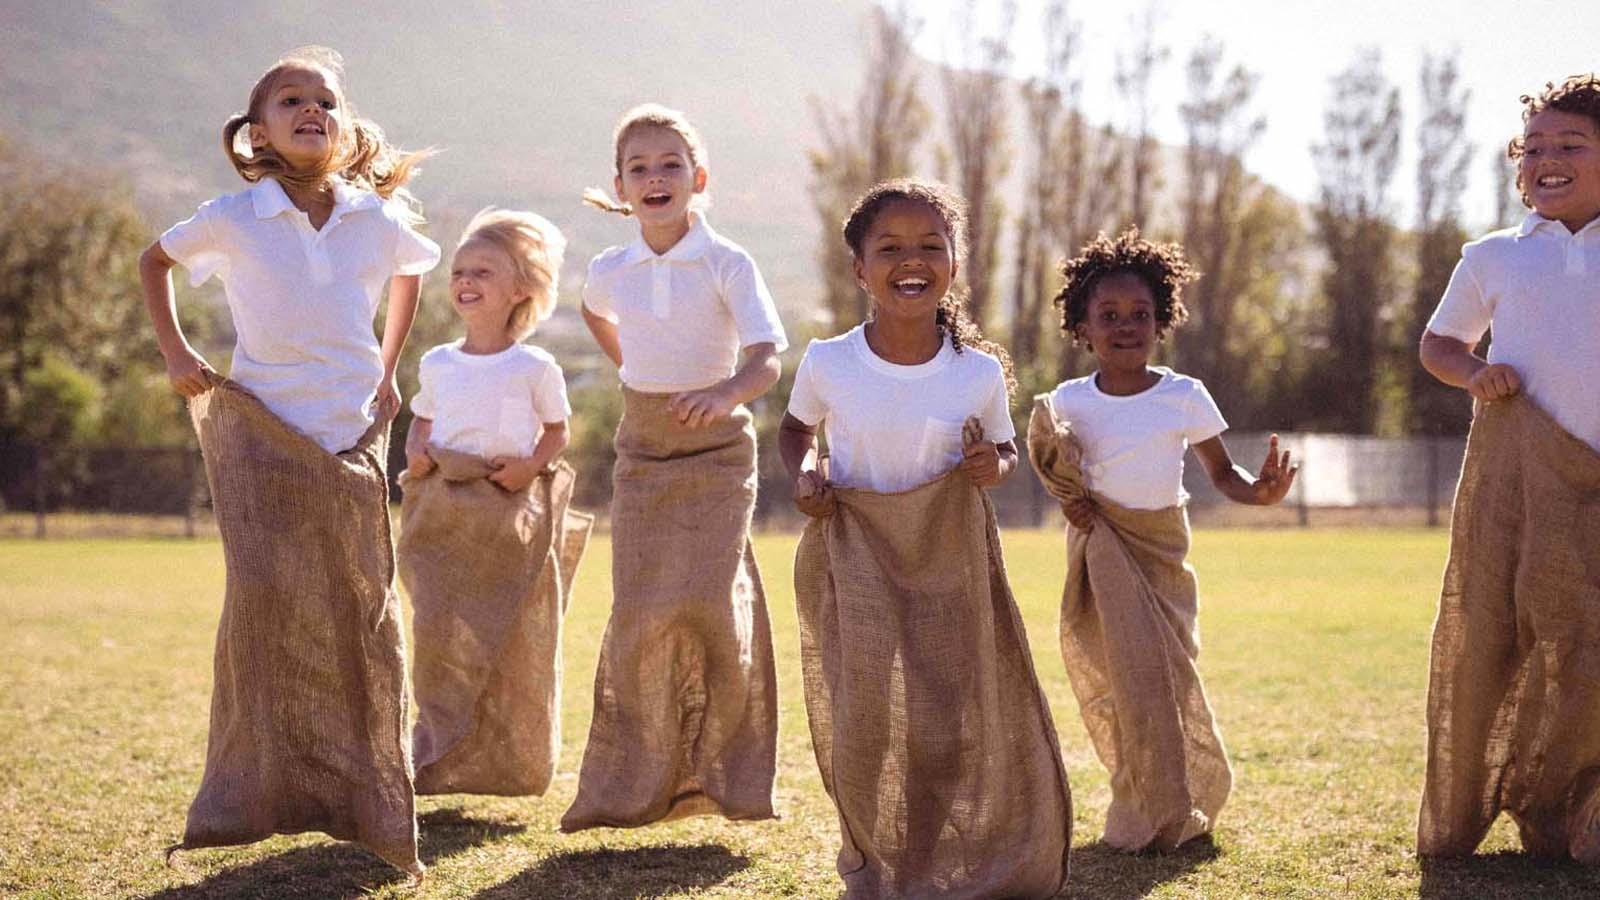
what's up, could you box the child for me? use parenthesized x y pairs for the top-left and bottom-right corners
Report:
(138, 46), (437, 875)
(1417, 74), (1600, 863)
(398, 208), (592, 799)
(781, 178), (1072, 899)
(561, 103), (787, 831)
(1026, 226), (1295, 852)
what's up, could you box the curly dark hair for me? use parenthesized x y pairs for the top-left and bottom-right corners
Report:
(1508, 73), (1600, 208)
(1052, 226), (1196, 346)
(841, 178), (1016, 398)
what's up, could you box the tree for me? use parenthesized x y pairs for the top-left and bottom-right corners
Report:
(1310, 49), (1402, 433)
(940, 0), (1016, 328)
(808, 3), (930, 330)
(1174, 37), (1265, 417)
(1409, 52), (1474, 437)
(1115, 2), (1169, 230)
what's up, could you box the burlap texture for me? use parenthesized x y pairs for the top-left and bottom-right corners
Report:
(398, 448), (592, 796)
(793, 469), (1073, 899)
(1419, 396), (1600, 862)
(177, 378), (419, 875)
(1027, 395), (1231, 852)
(560, 388), (777, 831)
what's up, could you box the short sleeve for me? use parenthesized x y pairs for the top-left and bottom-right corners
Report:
(785, 342), (827, 426)
(978, 361), (1017, 444)
(721, 252), (788, 352)
(581, 256), (618, 322)
(1425, 256), (1492, 344)
(1183, 379), (1228, 445)
(531, 358), (572, 424)
(159, 200), (228, 287)
(410, 357), (437, 420)
(390, 208), (441, 277)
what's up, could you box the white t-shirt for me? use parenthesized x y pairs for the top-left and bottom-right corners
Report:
(787, 325), (1016, 493)
(160, 177), (441, 452)
(1426, 212), (1600, 451)
(582, 212), (788, 392)
(411, 341), (571, 459)
(1050, 367), (1228, 510)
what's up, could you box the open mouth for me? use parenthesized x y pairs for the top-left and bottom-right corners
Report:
(294, 122), (326, 136)
(890, 276), (930, 297)
(1537, 174), (1573, 189)
(1109, 339), (1145, 351)
(455, 292), (482, 307)
(641, 192), (672, 208)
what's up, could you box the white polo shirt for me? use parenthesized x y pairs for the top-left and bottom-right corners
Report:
(1427, 212), (1600, 451)
(787, 325), (1016, 493)
(1049, 368), (1228, 510)
(411, 340), (571, 459)
(581, 212), (787, 392)
(161, 177), (441, 452)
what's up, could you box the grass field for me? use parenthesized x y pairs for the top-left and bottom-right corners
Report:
(3, 529), (1599, 899)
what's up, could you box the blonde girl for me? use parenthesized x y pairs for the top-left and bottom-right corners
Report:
(138, 46), (438, 875)
(562, 104), (787, 831)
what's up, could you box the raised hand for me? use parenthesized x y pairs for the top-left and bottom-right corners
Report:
(1252, 434), (1299, 505)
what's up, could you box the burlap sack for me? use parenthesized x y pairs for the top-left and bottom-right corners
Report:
(1027, 395), (1231, 852)
(560, 388), (777, 831)
(793, 469), (1073, 899)
(398, 448), (592, 796)
(1419, 396), (1600, 862)
(174, 378), (419, 875)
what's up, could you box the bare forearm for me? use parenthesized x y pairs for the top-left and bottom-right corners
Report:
(778, 415), (820, 483)
(1419, 330), (1484, 389)
(381, 275), (422, 375)
(1212, 464), (1267, 505)
(405, 416), (432, 455)
(582, 307), (624, 367)
(527, 423), (570, 472)
(139, 244), (189, 358)
(721, 343), (781, 405)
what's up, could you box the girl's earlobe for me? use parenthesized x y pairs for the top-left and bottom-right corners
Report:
(693, 167), (708, 194)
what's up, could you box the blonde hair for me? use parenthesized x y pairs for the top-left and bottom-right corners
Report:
(457, 207), (567, 340)
(221, 46), (430, 218)
(581, 103), (709, 216)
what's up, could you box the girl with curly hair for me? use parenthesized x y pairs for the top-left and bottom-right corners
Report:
(780, 178), (1072, 898)
(1027, 226), (1295, 853)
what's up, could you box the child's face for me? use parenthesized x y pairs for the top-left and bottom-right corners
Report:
(1078, 272), (1158, 373)
(450, 240), (525, 333)
(249, 65), (344, 170)
(853, 199), (958, 326)
(614, 126), (706, 227)
(1521, 108), (1600, 231)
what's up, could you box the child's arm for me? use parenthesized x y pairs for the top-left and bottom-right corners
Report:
(582, 306), (624, 367)
(1192, 433), (1297, 506)
(779, 412), (834, 518)
(958, 416), (1017, 488)
(404, 416), (436, 476)
(490, 421), (570, 492)
(375, 274), (422, 419)
(669, 342), (781, 428)
(1418, 330), (1522, 401)
(138, 241), (214, 397)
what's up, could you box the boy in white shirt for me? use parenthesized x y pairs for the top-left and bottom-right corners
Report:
(1417, 74), (1600, 864)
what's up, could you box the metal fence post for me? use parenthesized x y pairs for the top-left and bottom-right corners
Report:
(1296, 440), (1309, 527)
(1425, 436), (1440, 528)
(33, 447), (46, 539)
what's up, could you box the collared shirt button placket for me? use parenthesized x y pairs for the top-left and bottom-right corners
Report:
(650, 258), (672, 319)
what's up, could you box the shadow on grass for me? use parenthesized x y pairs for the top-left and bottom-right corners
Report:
(144, 808), (526, 899)
(1420, 852), (1600, 898)
(1062, 834), (1220, 899)
(472, 843), (751, 899)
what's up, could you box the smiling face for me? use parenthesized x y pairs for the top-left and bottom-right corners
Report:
(614, 125), (706, 229)
(249, 64), (344, 170)
(1520, 108), (1600, 231)
(450, 239), (526, 336)
(1079, 272), (1158, 375)
(852, 198), (958, 325)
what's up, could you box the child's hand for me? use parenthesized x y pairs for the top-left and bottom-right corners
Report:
(488, 455), (543, 492)
(163, 344), (215, 398)
(1466, 363), (1522, 402)
(406, 446), (436, 477)
(1251, 434), (1299, 505)
(959, 416), (1003, 488)
(793, 469), (835, 519)
(373, 372), (402, 421)
(1061, 497), (1096, 532)
(668, 384), (738, 428)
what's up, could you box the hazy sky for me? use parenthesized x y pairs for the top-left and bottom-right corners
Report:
(910, 0), (1600, 230)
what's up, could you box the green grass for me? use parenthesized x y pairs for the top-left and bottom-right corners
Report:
(3, 529), (1598, 898)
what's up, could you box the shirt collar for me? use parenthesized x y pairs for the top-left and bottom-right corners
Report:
(250, 177), (384, 222)
(1516, 210), (1600, 239)
(621, 210), (715, 264)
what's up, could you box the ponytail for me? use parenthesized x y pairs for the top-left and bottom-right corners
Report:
(581, 186), (632, 216)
